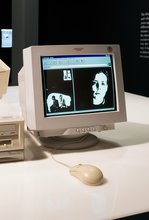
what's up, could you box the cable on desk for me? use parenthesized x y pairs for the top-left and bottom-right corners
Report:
(27, 128), (71, 168)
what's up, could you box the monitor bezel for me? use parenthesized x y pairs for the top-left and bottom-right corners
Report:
(22, 44), (126, 133)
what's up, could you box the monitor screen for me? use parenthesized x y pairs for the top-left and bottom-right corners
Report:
(18, 44), (127, 149)
(41, 54), (116, 117)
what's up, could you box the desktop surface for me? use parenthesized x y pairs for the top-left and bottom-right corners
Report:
(0, 86), (149, 220)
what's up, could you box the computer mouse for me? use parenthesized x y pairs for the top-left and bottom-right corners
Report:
(69, 164), (103, 186)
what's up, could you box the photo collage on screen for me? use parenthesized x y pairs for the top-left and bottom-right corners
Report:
(41, 55), (117, 117)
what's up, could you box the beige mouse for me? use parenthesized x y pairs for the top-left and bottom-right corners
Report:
(69, 164), (103, 186)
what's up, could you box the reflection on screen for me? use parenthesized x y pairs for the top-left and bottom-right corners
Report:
(41, 54), (116, 117)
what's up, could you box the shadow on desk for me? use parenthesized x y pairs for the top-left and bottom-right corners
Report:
(24, 121), (149, 159)
(24, 131), (47, 161)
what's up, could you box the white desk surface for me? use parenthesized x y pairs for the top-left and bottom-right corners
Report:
(0, 86), (149, 220)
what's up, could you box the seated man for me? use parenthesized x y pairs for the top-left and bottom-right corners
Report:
(47, 93), (71, 113)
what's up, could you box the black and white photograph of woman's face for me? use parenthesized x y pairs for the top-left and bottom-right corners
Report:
(92, 72), (108, 105)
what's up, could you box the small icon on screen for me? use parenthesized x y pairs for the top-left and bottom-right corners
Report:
(1, 29), (13, 48)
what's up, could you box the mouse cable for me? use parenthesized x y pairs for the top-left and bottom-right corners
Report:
(50, 149), (71, 168)
(27, 128), (71, 168)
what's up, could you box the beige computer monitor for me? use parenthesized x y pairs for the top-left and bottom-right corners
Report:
(18, 44), (127, 149)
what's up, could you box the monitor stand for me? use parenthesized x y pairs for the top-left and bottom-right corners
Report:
(38, 133), (99, 150)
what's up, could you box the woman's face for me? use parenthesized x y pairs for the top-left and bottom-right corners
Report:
(92, 72), (108, 105)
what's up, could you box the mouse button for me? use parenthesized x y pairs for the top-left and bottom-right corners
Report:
(69, 164), (82, 174)
(70, 164), (82, 169)
(69, 167), (83, 183)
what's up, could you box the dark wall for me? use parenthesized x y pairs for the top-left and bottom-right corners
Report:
(39, 1), (121, 45)
(11, 0), (38, 85)
(38, 0), (149, 97)
(119, 0), (149, 97)
(0, 0), (12, 80)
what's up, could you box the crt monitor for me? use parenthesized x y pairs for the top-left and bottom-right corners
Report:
(18, 44), (127, 149)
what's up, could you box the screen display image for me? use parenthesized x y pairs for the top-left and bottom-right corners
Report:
(1, 29), (12, 48)
(41, 55), (116, 117)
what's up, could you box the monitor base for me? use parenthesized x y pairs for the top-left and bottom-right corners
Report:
(39, 133), (99, 150)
